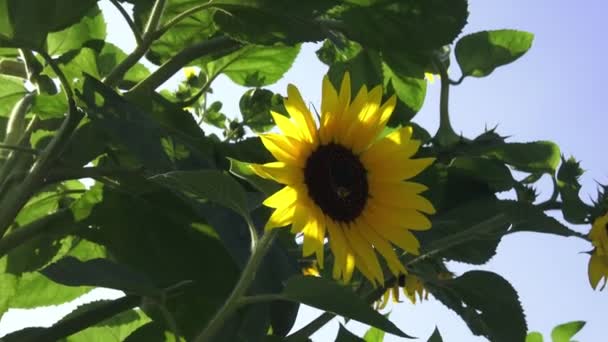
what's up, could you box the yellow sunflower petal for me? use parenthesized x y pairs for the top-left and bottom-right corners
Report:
(365, 200), (432, 230)
(286, 84), (318, 143)
(263, 186), (298, 208)
(302, 212), (326, 266)
(265, 204), (295, 230)
(250, 162), (303, 185)
(350, 85), (383, 153)
(368, 157), (435, 182)
(369, 183), (436, 214)
(259, 134), (310, 167)
(589, 253), (608, 290)
(364, 215), (421, 255)
(271, 111), (305, 141)
(327, 219), (347, 279)
(358, 221), (407, 275)
(340, 85), (369, 147)
(346, 224), (384, 285)
(343, 247), (356, 283)
(368, 94), (397, 140)
(320, 76), (339, 144)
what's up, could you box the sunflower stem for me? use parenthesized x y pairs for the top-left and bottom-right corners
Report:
(432, 56), (461, 147)
(193, 229), (277, 342)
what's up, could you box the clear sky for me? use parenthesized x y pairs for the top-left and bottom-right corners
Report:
(1, 0), (607, 341)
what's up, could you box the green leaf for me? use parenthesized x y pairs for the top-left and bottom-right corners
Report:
(336, 324), (365, 342)
(123, 322), (181, 342)
(132, 0), (217, 65)
(557, 157), (589, 224)
(499, 200), (579, 237)
(57, 306), (150, 342)
(79, 75), (173, 172)
(327, 49), (383, 98)
(40, 257), (161, 296)
(363, 324), (386, 342)
(212, 0), (333, 45)
(202, 101), (227, 129)
(382, 57), (427, 123)
(456, 30), (534, 77)
(240, 88), (282, 132)
(151, 170), (251, 221)
(316, 38), (362, 66)
(340, 0), (468, 53)
(482, 141), (561, 174)
(3, 0), (97, 49)
(204, 44), (300, 87)
(229, 158), (280, 195)
(31, 93), (69, 119)
(0, 75), (26, 117)
(282, 276), (412, 338)
(429, 271), (527, 342)
(47, 5), (107, 55)
(551, 321), (585, 342)
(426, 327), (443, 342)
(526, 331), (544, 342)
(450, 157), (515, 192)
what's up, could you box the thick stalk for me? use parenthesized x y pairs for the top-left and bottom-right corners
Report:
(144, 0), (167, 36)
(129, 36), (241, 94)
(193, 229), (277, 342)
(108, 0), (143, 45)
(433, 57), (460, 147)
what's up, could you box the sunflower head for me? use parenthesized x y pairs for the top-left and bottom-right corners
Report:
(588, 212), (608, 290)
(252, 72), (435, 286)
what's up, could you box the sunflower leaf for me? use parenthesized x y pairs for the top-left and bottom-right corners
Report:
(428, 271), (527, 342)
(282, 276), (413, 338)
(456, 30), (534, 77)
(426, 327), (443, 342)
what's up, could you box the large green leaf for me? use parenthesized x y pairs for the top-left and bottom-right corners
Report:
(79, 75), (173, 172)
(525, 332), (544, 342)
(550, 321), (585, 342)
(0, 74), (26, 117)
(212, 0), (334, 45)
(428, 271), (527, 342)
(281, 276), (412, 338)
(327, 49), (383, 99)
(239, 88), (284, 132)
(2, 0), (97, 49)
(151, 170), (251, 221)
(40, 257), (161, 296)
(132, 0), (217, 65)
(47, 5), (107, 55)
(455, 30), (534, 77)
(203, 44), (300, 87)
(31, 93), (69, 119)
(363, 324), (386, 342)
(499, 200), (578, 237)
(449, 157), (515, 192)
(340, 0), (468, 53)
(426, 327), (443, 342)
(382, 55), (427, 123)
(229, 158), (280, 196)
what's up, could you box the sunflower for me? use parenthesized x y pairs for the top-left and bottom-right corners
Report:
(251, 73), (435, 286)
(588, 212), (608, 290)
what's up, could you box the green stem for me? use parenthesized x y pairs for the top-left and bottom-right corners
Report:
(432, 57), (460, 147)
(108, 0), (143, 45)
(144, 0), (167, 36)
(193, 229), (277, 342)
(0, 52), (80, 239)
(0, 209), (71, 259)
(237, 294), (285, 306)
(129, 36), (241, 94)
(0, 143), (38, 154)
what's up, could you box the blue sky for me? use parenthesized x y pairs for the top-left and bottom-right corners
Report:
(1, 0), (607, 340)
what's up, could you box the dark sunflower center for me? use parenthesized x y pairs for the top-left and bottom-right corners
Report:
(304, 143), (368, 223)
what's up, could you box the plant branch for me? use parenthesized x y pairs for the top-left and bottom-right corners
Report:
(0, 209), (72, 259)
(129, 36), (241, 94)
(0, 143), (38, 154)
(238, 294), (285, 306)
(109, 0), (143, 45)
(144, 0), (167, 36)
(42, 166), (144, 185)
(0, 52), (81, 239)
(193, 229), (277, 342)
(432, 56), (460, 147)
(449, 74), (465, 85)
